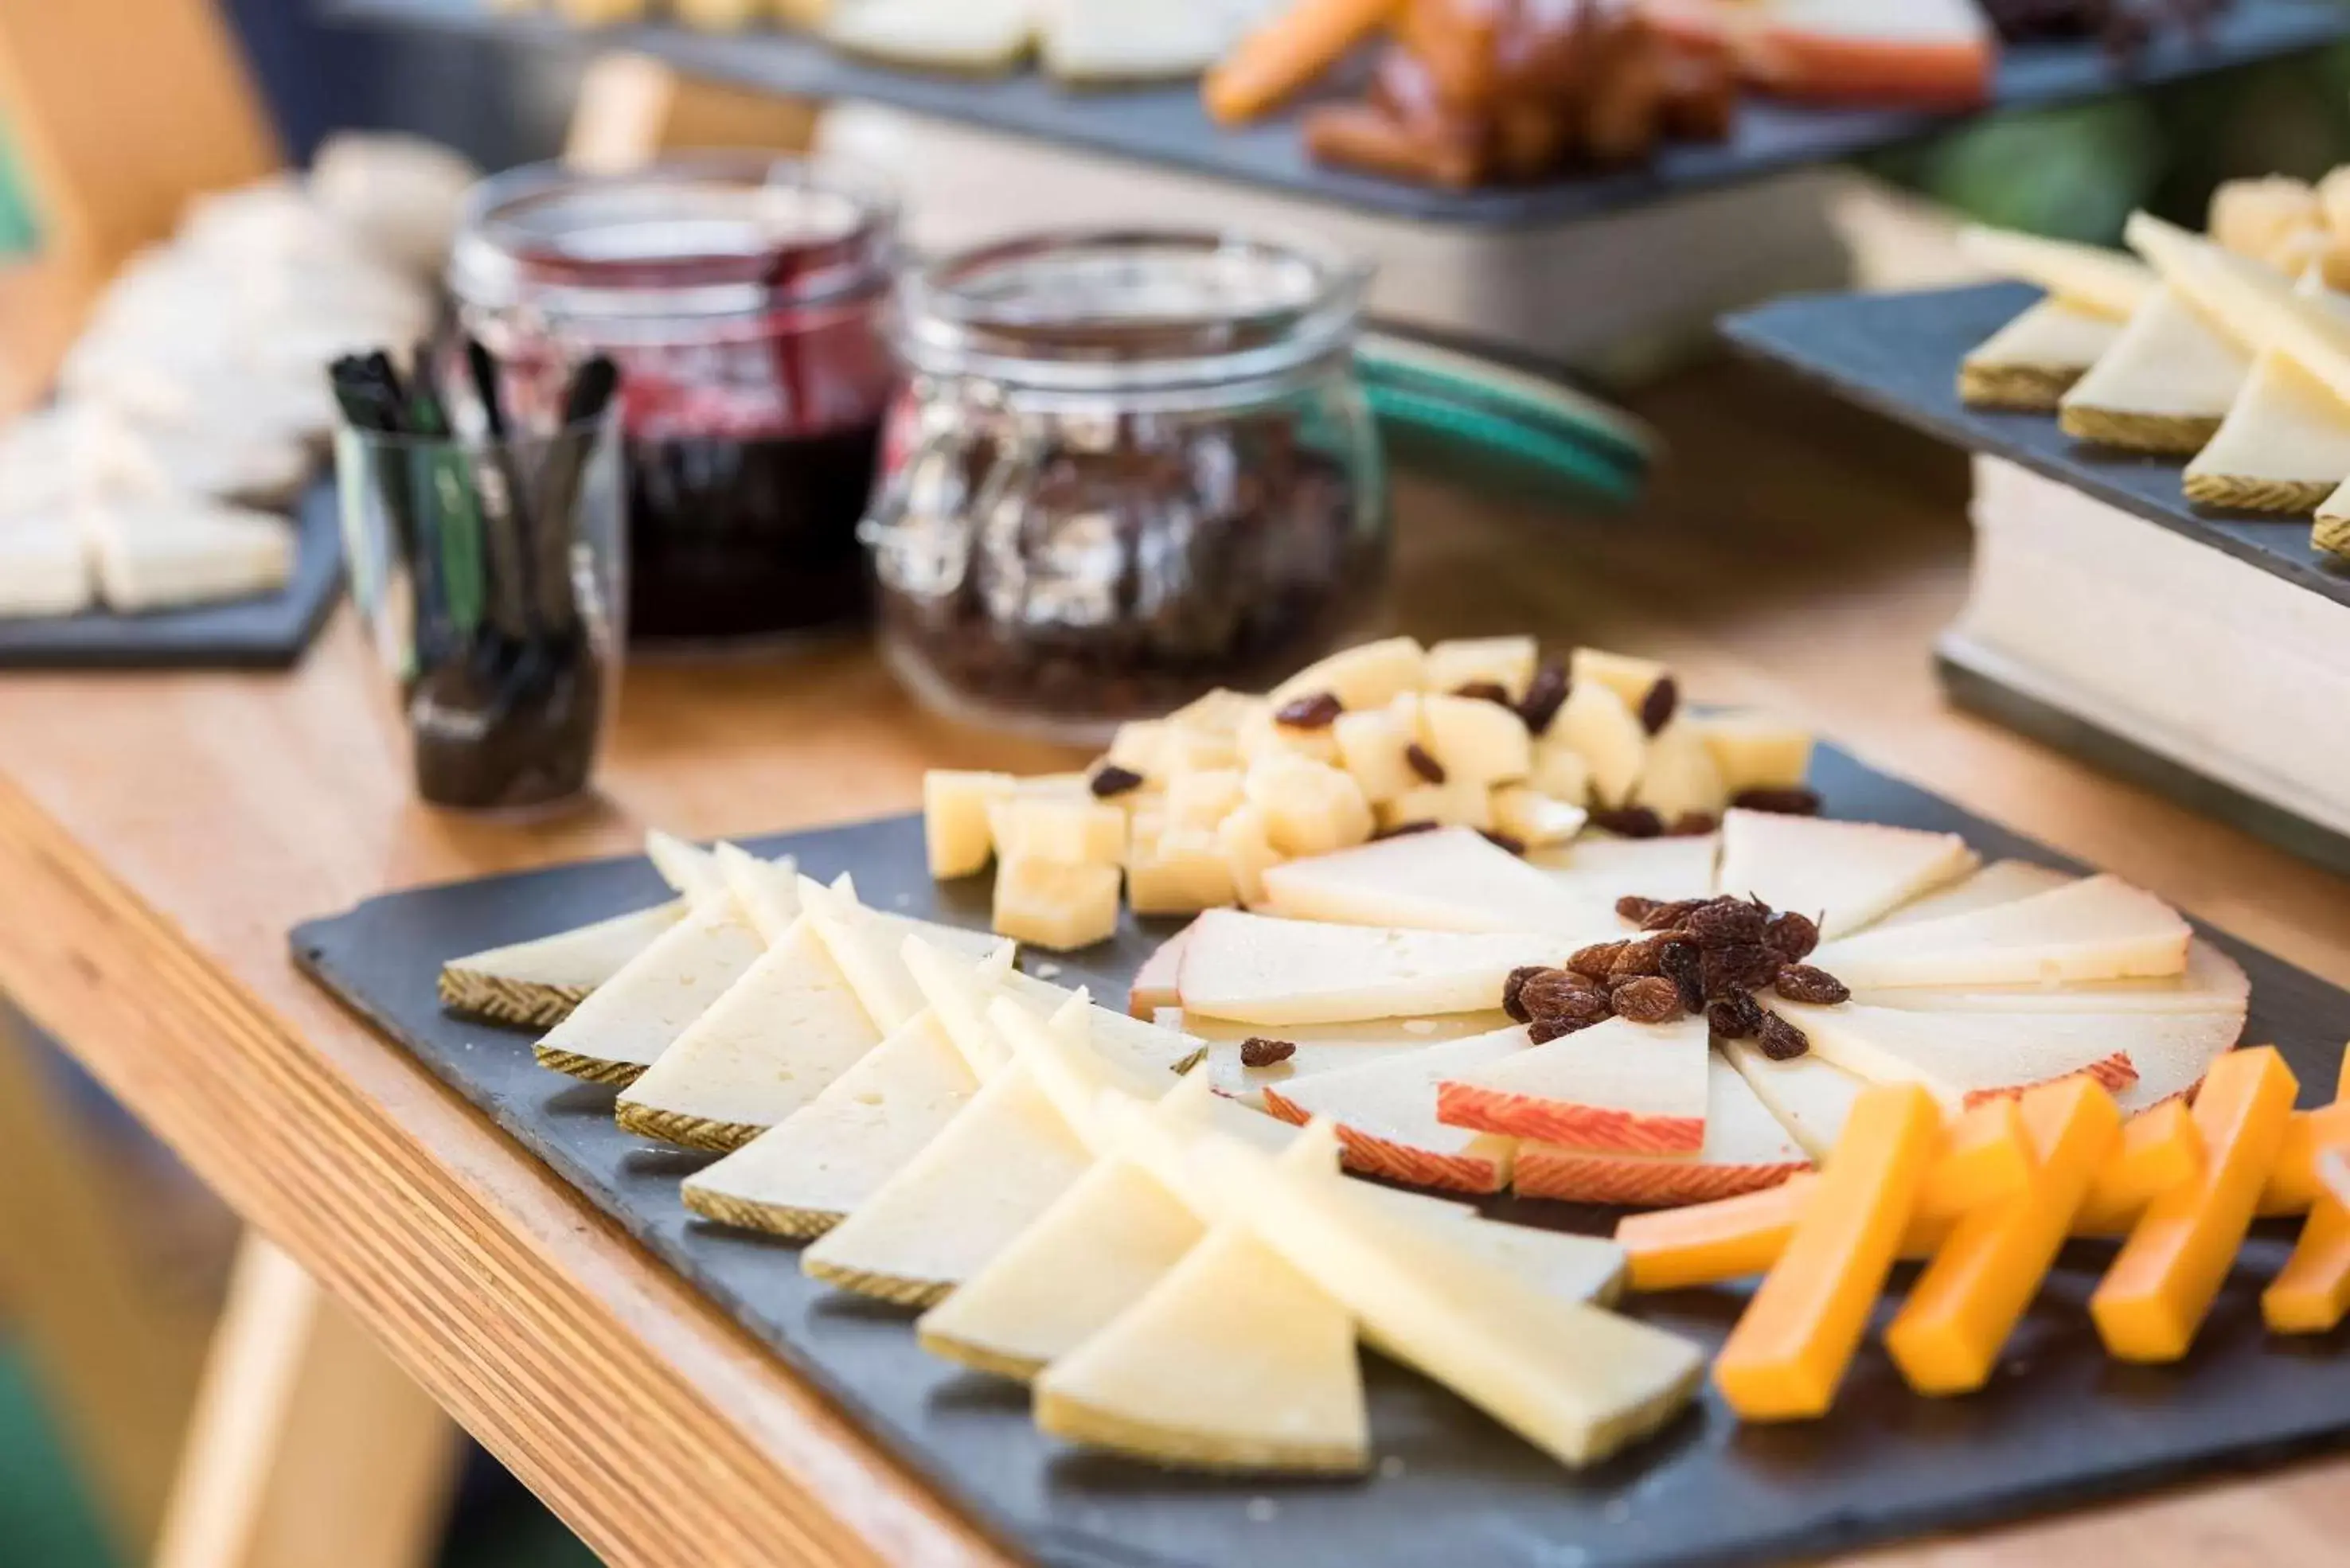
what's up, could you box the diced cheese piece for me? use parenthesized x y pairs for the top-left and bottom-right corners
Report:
(1161, 725), (1240, 774)
(1769, 1000), (2158, 1111)
(993, 856), (1121, 952)
(1268, 635), (1425, 712)
(1236, 701), (1341, 766)
(2059, 286), (2250, 452)
(2091, 1046), (2298, 1361)
(1716, 809), (1975, 939)
(1187, 1128), (1707, 1468)
(615, 917), (886, 1149)
(1713, 1084), (1940, 1421)
(2209, 175), (2323, 271)
(1552, 680), (1648, 806)
(1868, 859), (2071, 931)
(1104, 720), (1170, 782)
(1127, 920), (1198, 1019)
(987, 794), (1126, 866)
(1887, 1078), (2122, 1395)
(1177, 909), (1573, 1025)
(1183, 1010), (1511, 1110)
(1958, 225), (2157, 321)
(1960, 298), (2127, 410)
(1331, 707), (1422, 803)
(439, 900), (685, 1028)
(2079, 1098), (2204, 1230)
(1242, 755), (1374, 858)
(1213, 803), (1280, 906)
(1631, 717), (1727, 823)
(1423, 635), (1537, 700)
(924, 770), (1015, 879)
(1259, 827), (1616, 935)
(1528, 737), (1593, 804)
(1515, 1050), (1813, 1207)
(1532, 831), (1720, 904)
(1164, 767), (1243, 830)
(1378, 778), (1493, 833)
(2263, 1187), (2350, 1335)
(1569, 648), (1669, 713)
(1259, 1028), (1526, 1193)
(533, 892), (767, 1083)
(1489, 786), (1587, 848)
(1721, 1037), (1867, 1161)
(1168, 687), (1259, 738)
(1417, 692), (1532, 786)
(681, 1011), (975, 1238)
(1440, 1016), (1710, 1155)
(0, 524), (91, 618)
(824, 0), (1036, 72)
(1126, 826), (1239, 916)
(2184, 342), (2350, 515)
(1810, 873), (2192, 988)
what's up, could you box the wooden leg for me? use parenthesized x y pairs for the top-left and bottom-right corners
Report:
(564, 51), (821, 174)
(151, 1237), (459, 1568)
(0, 1004), (212, 1556)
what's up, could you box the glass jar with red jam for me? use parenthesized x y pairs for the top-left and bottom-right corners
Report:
(451, 154), (897, 648)
(865, 230), (1392, 743)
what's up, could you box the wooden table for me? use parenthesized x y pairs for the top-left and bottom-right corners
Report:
(2, 363), (2348, 1568)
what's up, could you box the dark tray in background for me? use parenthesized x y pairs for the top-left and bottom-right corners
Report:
(330, 0), (2350, 227)
(0, 478), (344, 670)
(294, 744), (2350, 1568)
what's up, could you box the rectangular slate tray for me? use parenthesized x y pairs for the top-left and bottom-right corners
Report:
(0, 478), (344, 670)
(330, 0), (2349, 228)
(292, 744), (2350, 1568)
(1719, 280), (2350, 610)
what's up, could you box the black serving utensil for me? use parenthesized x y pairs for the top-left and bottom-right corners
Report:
(528, 354), (619, 636)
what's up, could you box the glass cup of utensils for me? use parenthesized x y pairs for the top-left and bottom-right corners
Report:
(334, 372), (626, 814)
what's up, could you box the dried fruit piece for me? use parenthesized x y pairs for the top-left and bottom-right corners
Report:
(1090, 764), (1147, 798)
(1479, 829), (1528, 856)
(1529, 1014), (1602, 1044)
(1688, 897), (1768, 950)
(1589, 805), (1665, 838)
(1641, 899), (1708, 933)
(1659, 939), (1706, 1013)
(1404, 743), (1447, 784)
(1610, 934), (1681, 979)
(1708, 991), (1765, 1039)
(1669, 812), (1719, 837)
(1774, 964), (1851, 1006)
(1756, 1013), (1810, 1061)
(1568, 940), (1629, 981)
(1520, 969), (1609, 1028)
(1501, 964), (1547, 1024)
(1518, 662), (1571, 735)
(1640, 677), (1680, 735)
(1239, 1036), (1299, 1067)
(1732, 786), (1823, 817)
(1372, 819), (1441, 840)
(1612, 974), (1686, 1024)
(1765, 909), (1821, 962)
(1454, 681), (1514, 708)
(1616, 894), (1665, 925)
(1276, 691), (1345, 729)
(1702, 942), (1779, 997)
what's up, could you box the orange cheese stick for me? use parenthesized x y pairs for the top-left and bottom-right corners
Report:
(2257, 1080), (2350, 1215)
(1714, 1084), (1940, 1420)
(1916, 1098), (2034, 1219)
(2091, 1047), (2298, 1363)
(1886, 1079), (2122, 1395)
(2264, 1149), (2350, 1335)
(2075, 1099), (2204, 1234)
(1203, 0), (1400, 125)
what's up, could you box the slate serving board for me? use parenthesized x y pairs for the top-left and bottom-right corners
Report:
(0, 478), (344, 670)
(292, 745), (2350, 1568)
(330, 0), (2350, 228)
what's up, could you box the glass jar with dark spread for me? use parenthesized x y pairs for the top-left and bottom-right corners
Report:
(450, 154), (897, 649)
(864, 230), (1391, 743)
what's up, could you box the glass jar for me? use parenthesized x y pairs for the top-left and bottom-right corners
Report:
(865, 230), (1391, 743)
(450, 154), (898, 649)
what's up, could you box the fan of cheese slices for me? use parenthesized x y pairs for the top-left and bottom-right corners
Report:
(1957, 171), (2350, 560)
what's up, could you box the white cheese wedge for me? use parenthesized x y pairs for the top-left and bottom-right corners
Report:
(2059, 286), (2251, 451)
(824, 0), (1035, 72)
(1259, 827), (1617, 935)
(1259, 1027), (1526, 1194)
(1438, 1016), (1711, 1156)
(1715, 809), (1975, 938)
(1718, 1036), (1867, 1161)
(1869, 859), (2072, 930)
(1810, 872), (2192, 988)
(1514, 1051), (1812, 1207)
(87, 497), (294, 611)
(681, 1009), (974, 1238)
(1177, 1010), (1512, 1110)
(439, 902), (685, 1028)
(657, 833), (736, 905)
(1960, 298), (2126, 409)
(794, 875), (999, 1031)
(1127, 919), (1196, 1017)
(1532, 832), (1720, 903)
(1176, 909), (1575, 1025)
(1958, 226), (2157, 321)
(0, 523), (91, 618)
(1769, 1001), (2149, 1112)
(1851, 937), (2248, 1016)
(2125, 211), (2350, 410)
(999, 969), (1204, 1080)
(2184, 342), (2350, 513)
(1040, 0), (1232, 82)
(532, 890), (767, 1083)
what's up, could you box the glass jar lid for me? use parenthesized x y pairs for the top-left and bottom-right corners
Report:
(890, 229), (1373, 396)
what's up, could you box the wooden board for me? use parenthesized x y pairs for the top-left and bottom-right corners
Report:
(0, 479), (343, 670)
(326, 0), (2350, 229)
(291, 745), (2350, 1568)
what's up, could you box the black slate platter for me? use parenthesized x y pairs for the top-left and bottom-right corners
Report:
(0, 478), (344, 669)
(293, 744), (2350, 1568)
(1720, 281), (2350, 608)
(330, 0), (2349, 228)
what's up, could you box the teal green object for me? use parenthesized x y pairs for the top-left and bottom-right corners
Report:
(0, 1347), (118, 1568)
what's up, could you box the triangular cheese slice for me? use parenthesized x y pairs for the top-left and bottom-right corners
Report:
(440, 901), (685, 1029)
(1852, 936), (2248, 1016)
(1960, 298), (2125, 412)
(1176, 908), (1574, 1025)
(2185, 329), (2350, 516)
(2059, 285), (2251, 454)
(1514, 1051), (1812, 1206)
(533, 891), (767, 1084)
(1173, 1010), (1513, 1110)
(86, 496), (293, 611)
(1870, 859), (2071, 931)
(1811, 872), (2191, 988)
(1532, 832), (1720, 903)
(1958, 225), (2157, 321)
(680, 1011), (975, 1238)
(1259, 828), (1618, 935)
(1437, 1015), (1711, 1155)
(1719, 1036), (1866, 1160)
(1259, 1028), (1525, 1194)
(1716, 809), (1974, 938)
(1126, 918), (1199, 1018)
(2106, 1012), (2246, 1115)
(1769, 1001), (2142, 1111)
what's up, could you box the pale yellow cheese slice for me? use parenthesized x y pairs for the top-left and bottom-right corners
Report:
(1868, 859), (2071, 931)
(1959, 224), (2157, 321)
(1715, 809), (1975, 938)
(1259, 1027), (1525, 1193)
(440, 901), (684, 1021)
(1259, 827), (1619, 934)
(1961, 298), (2126, 408)
(1766, 1001), (2210, 1113)
(1175, 908), (1575, 1026)
(1530, 832), (1720, 903)
(2184, 344), (2350, 514)
(1718, 1036), (1869, 1160)
(1811, 872), (2191, 988)
(1850, 937), (2248, 1017)
(1167, 1009), (1512, 1110)
(0, 522), (92, 618)
(1437, 1015), (1711, 1156)
(2125, 211), (2350, 407)
(2107, 1010), (2247, 1115)
(2059, 286), (2252, 451)
(532, 889), (767, 1083)
(1001, 968), (1204, 1079)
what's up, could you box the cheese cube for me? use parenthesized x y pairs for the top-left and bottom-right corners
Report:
(1236, 702), (1341, 766)
(1161, 727), (1240, 774)
(1269, 636), (1426, 712)
(1166, 767), (1245, 830)
(1490, 786), (1589, 848)
(1697, 713), (1814, 794)
(1571, 647), (1670, 714)
(1379, 778), (1493, 833)
(988, 795), (1127, 866)
(924, 770), (1016, 879)
(1104, 720), (1171, 782)
(1168, 688), (1260, 738)
(1333, 708), (1422, 803)
(1419, 692), (1532, 786)
(1529, 739), (1592, 805)
(1633, 718), (1727, 822)
(1554, 680), (1648, 806)
(1243, 755), (1376, 858)
(1424, 636), (1538, 700)
(993, 857), (1122, 952)
(1127, 805), (1169, 859)
(1127, 827), (1241, 915)
(1216, 803), (1282, 906)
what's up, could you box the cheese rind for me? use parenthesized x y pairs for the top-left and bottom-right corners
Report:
(1513, 1050), (1813, 1207)
(1960, 298), (2126, 411)
(1438, 1016), (1710, 1155)
(439, 900), (684, 1028)
(532, 893), (767, 1082)
(1259, 1028), (1528, 1194)
(2058, 285), (2250, 453)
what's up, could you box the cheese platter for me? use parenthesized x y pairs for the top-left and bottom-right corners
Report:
(295, 632), (2350, 1568)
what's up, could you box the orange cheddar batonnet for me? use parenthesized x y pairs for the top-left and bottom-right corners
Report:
(2264, 1175), (2350, 1336)
(1713, 1084), (1940, 1421)
(1203, 0), (1399, 124)
(1886, 1079), (2122, 1396)
(1914, 1098), (2035, 1220)
(2090, 1047), (2299, 1363)
(2076, 1099), (2204, 1232)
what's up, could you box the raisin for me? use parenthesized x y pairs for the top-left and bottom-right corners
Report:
(1479, 829), (1528, 856)
(1589, 805), (1665, 838)
(1374, 820), (1441, 840)
(1640, 899), (1706, 933)
(1774, 964), (1851, 1006)
(1755, 1012), (1809, 1060)
(1609, 934), (1676, 979)
(1659, 939), (1706, 1012)
(1687, 896), (1767, 949)
(1518, 661), (1571, 735)
(1529, 1014), (1603, 1044)
(1615, 894), (1664, 925)
(1764, 909), (1820, 962)
(1669, 811), (1719, 837)
(1700, 942), (1778, 997)
(1089, 763), (1147, 798)
(1520, 969), (1609, 1028)
(1275, 691), (1343, 728)
(1611, 974), (1686, 1024)
(1708, 991), (1766, 1039)
(1501, 964), (1548, 1024)
(1640, 676), (1679, 735)
(1732, 786), (1823, 817)
(1454, 681), (1514, 707)
(1239, 1036), (1298, 1067)
(1404, 743), (1446, 784)
(1567, 940), (1629, 981)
